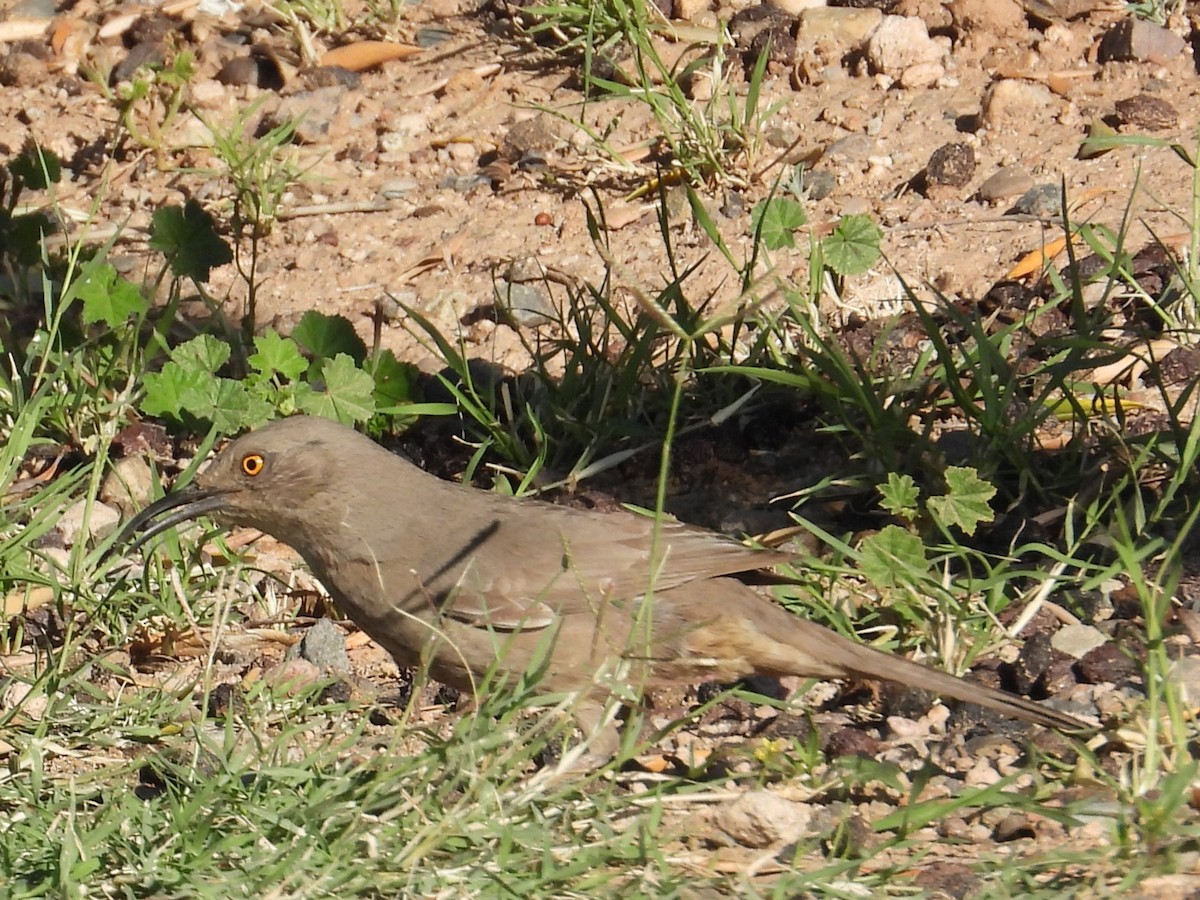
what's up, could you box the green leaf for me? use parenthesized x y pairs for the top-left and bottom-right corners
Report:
(206, 380), (255, 433)
(859, 525), (928, 590)
(928, 466), (996, 536)
(141, 361), (209, 420)
(74, 262), (148, 327)
(821, 214), (882, 276)
(371, 349), (417, 406)
(148, 200), (233, 282)
(173, 335), (231, 373)
(878, 473), (919, 522)
(249, 331), (308, 381)
(750, 197), (806, 250)
(291, 311), (367, 364)
(297, 354), (376, 425)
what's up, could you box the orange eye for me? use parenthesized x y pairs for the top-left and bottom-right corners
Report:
(241, 454), (265, 477)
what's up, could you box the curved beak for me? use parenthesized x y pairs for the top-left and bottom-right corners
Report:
(115, 486), (230, 554)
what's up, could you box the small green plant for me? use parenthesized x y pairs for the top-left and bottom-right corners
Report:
(750, 194), (806, 251)
(107, 49), (197, 153)
(861, 467), (997, 592)
(529, 0), (785, 189)
(267, 0), (345, 66)
(141, 312), (427, 432)
(821, 213), (884, 279)
(187, 103), (306, 344)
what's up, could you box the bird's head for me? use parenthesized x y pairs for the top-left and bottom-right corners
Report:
(116, 416), (353, 551)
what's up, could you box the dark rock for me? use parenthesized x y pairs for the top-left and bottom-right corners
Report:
(824, 726), (880, 759)
(1076, 642), (1139, 685)
(1115, 93), (1178, 131)
(926, 142), (976, 189)
(909, 862), (981, 899)
(206, 683), (248, 718)
(1099, 17), (1186, 66)
(1011, 631), (1056, 695)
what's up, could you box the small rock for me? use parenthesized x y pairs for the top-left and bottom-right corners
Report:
(300, 66), (360, 90)
(504, 256), (546, 283)
(440, 173), (492, 193)
(1076, 643), (1138, 685)
(318, 679), (355, 704)
(911, 861), (982, 898)
(501, 114), (562, 162)
(40, 547), (70, 573)
(981, 79), (1056, 129)
(714, 791), (813, 848)
(949, 0), (1026, 37)
(1050, 624), (1107, 659)
(205, 683), (248, 718)
(926, 142), (975, 189)
(1115, 93), (1178, 131)
(1011, 183), (1062, 217)
(993, 812), (1037, 842)
(500, 281), (555, 327)
(101, 455), (155, 518)
(749, 24), (797, 66)
(866, 15), (945, 76)
(824, 727), (880, 758)
(415, 27), (454, 49)
(674, 0), (710, 21)
(188, 78), (230, 111)
(264, 657), (323, 694)
(2, 681), (48, 720)
(900, 62), (944, 89)
(379, 178), (418, 200)
(804, 168), (837, 200)
(839, 196), (873, 216)
(113, 41), (166, 84)
(729, 5), (797, 67)
(719, 189), (745, 218)
(767, 0), (825, 14)
(798, 6), (882, 46)
(0, 45), (51, 88)
(1160, 347), (1200, 385)
(977, 166), (1034, 203)
(290, 617), (350, 674)
(56, 499), (120, 546)
(826, 133), (873, 162)
(215, 55), (262, 87)
(1042, 657), (1078, 695)
(1011, 631), (1056, 694)
(878, 680), (935, 719)
(276, 86), (348, 144)
(760, 711), (813, 741)
(1098, 17), (1187, 66)
(824, 810), (874, 858)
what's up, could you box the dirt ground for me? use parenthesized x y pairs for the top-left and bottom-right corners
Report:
(4, 0), (1200, 890)
(2, 0), (1198, 375)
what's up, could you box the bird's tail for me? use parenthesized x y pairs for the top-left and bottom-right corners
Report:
(750, 601), (1088, 733)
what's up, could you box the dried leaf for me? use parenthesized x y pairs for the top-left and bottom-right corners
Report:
(321, 41), (421, 72)
(1005, 234), (1068, 279)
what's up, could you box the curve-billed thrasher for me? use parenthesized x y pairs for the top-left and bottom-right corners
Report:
(118, 416), (1085, 756)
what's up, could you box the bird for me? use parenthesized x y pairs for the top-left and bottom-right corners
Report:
(117, 415), (1086, 759)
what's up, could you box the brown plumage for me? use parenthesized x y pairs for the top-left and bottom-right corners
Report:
(119, 416), (1086, 757)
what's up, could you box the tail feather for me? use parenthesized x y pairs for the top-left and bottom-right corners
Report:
(766, 612), (1089, 733)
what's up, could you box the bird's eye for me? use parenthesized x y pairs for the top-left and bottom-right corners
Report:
(241, 454), (265, 477)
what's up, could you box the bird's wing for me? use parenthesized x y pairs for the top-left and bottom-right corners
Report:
(439, 506), (791, 631)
